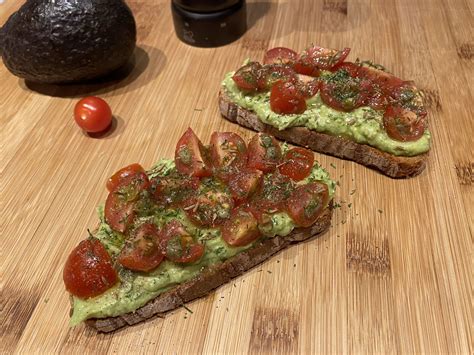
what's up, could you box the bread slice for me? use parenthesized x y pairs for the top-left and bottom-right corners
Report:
(84, 205), (332, 332)
(219, 90), (428, 178)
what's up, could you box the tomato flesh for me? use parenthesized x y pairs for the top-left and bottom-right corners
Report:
(320, 71), (370, 112)
(63, 238), (118, 299)
(270, 80), (307, 114)
(175, 128), (212, 178)
(221, 208), (261, 246)
(106, 163), (145, 192)
(150, 171), (199, 207)
(383, 105), (426, 142)
(263, 47), (298, 65)
(232, 62), (263, 92)
(210, 131), (248, 179)
(247, 133), (283, 173)
(257, 64), (297, 91)
(278, 147), (315, 181)
(295, 46), (351, 76)
(74, 96), (112, 133)
(159, 220), (204, 263)
(286, 182), (329, 227)
(227, 168), (263, 205)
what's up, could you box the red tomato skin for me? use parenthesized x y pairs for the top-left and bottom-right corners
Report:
(210, 132), (248, 172)
(331, 62), (360, 77)
(175, 128), (212, 178)
(383, 106), (426, 142)
(278, 147), (315, 181)
(232, 62), (262, 91)
(227, 168), (263, 205)
(74, 96), (112, 133)
(220, 208), (261, 247)
(106, 164), (146, 192)
(104, 191), (135, 233)
(247, 133), (283, 173)
(286, 182), (329, 227)
(159, 220), (204, 263)
(63, 238), (118, 299)
(263, 47), (298, 65)
(118, 224), (164, 272)
(270, 80), (307, 115)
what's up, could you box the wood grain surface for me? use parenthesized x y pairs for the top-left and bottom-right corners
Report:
(1, 0), (472, 353)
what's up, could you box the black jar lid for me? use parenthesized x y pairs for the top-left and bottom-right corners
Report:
(171, 0), (247, 48)
(173, 0), (240, 13)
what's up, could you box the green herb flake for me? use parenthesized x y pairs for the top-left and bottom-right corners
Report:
(378, 209), (383, 214)
(183, 305), (193, 314)
(330, 163), (337, 169)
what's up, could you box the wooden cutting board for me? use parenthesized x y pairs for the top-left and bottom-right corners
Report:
(1, 0), (472, 353)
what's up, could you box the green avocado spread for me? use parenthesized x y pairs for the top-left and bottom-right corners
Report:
(222, 72), (430, 157)
(70, 159), (335, 326)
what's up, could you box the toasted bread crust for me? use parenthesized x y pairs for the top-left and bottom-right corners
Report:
(84, 206), (332, 332)
(218, 90), (428, 178)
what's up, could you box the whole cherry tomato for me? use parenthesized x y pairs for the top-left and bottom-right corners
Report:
(74, 96), (112, 133)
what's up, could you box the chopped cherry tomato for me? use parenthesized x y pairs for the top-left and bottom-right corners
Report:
(74, 96), (112, 133)
(278, 147), (314, 181)
(221, 208), (261, 247)
(118, 224), (164, 272)
(227, 168), (263, 205)
(270, 80), (307, 114)
(247, 172), (294, 222)
(247, 133), (283, 173)
(383, 105), (426, 142)
(257, 64), (297, 91)
(286, 182), (329, 227)
(210, 132), (248, 179)
(63, 238), (118, 299)
(159, 220), (204, 263)
(232, 62), (263, 92)
(175, 128), (212, 178)
(295, 46), (351, 75)
(263, 47), (298, 65)
(295, 76), (320, 98)
(182, 179), (234, 227)
(150, 171), (199, 207)
(357, 66), (404, 94)
(106, 163), (146, 192)
(331, 62), (360, 77)
(320, 71), (371, 111)
(105, 172), (150, 233)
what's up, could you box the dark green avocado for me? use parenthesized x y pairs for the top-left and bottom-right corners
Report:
(0, 0), (137, 83)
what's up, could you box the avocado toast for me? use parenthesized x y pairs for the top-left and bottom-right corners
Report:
(64, 129), (335, 332)
(219, 45), (430, 178)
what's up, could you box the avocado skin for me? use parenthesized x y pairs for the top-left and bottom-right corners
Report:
(1, 0), (137, 83)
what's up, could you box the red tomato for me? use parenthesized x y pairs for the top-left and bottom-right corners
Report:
(150, 171), (199, 207)
(263, 47), (298, 65)
(118, 224), (164, 272)
(278, 147), (315, 181)
(357, 66), (404, 94)
(295, 46), (351, 75)
(270, 80), (307, 114)
(159, 220), (204, 263)
(232, 62), (263, 92)
(220, 208), (261, 247)
(295, 76), (320, 98)
(227, 168), (263, 205)
(257, 64), (297, 91)
(105, 172), (150, 233)
(74, 96), (112, 133)
(331, 62), (360, 77)
(320, 73), (371, 112)
(210, 132), (248, 178)
(294, 59), (321, 77)
(106, 163), (146, 192)
(182, 180), (234, 227)
(175, 128), (212, 178)
(383, 105), (426, 142)
(63, 238), (118, 298)
(247, 133), (283, 173)
(286, 182), (329, 227)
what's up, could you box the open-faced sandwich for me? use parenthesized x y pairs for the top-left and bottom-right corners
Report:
(63, 129), (335, 332)
(219, 45), (431, 177)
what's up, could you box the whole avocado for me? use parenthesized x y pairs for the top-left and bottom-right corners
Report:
(0, 0), (136, 83)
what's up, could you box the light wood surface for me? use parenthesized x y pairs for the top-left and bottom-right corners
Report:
(1, 0), (472, 353)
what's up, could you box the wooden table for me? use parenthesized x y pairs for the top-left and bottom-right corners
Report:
(1, 0), (472, 353)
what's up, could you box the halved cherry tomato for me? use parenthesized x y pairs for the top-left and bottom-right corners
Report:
(278, 147), (314, 181)
(270, 80), (307, 114)
(320, 72), (371, 112)
(74, 96), (112, 133)
(105, 172), (150, 233)
(295, 75), (320, 98)
(159, 220), (204, 263)
(210, 132), (248, 179)
(220, 208), (261, 247)
(118, 223), (164, 272)
(63, 238), (118, 299)
(150, 171), (199, 207)
(286, 182), (329, 227)
(295, 46), (351, 76)
(383, 105), (426, 142)
(232, 62), (263, 92)
(257, 64), (297, 91)
(357, 66), (404, 94)
(182, 179), (234, 227)
(175, 128), (212, 178)
(227, 168), (263, 205)
(247, 133), (283, 173)
(331, 62), (360, 77)
(263, 47), (298, 65)
(106, 163), (146, 192)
